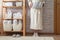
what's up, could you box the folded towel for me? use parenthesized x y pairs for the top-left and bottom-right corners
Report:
(4, 2), (13, 6)
(3, 20), (12, 31)
(13, 20), (22, 31)
(16, 2), (22, 7)
(13, 12), (22, 19)
(5, 9), (12, 19)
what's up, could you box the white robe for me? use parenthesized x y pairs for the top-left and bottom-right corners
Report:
(28, 0), (44, 30)
(30, 8), (43, 30)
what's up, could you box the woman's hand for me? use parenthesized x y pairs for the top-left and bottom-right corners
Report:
(29, 2), (33, 8)
(30, 3), (33, 8)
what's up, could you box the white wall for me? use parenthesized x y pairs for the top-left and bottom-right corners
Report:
(26, 0), (54, 33)
(41, 0), (54, 33)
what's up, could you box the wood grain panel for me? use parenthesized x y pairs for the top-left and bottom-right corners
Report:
(54, 0), (57, 34)
(56, 5), (60, 34)
(54, 0), (60, 34)
(57, 0), (60, 3)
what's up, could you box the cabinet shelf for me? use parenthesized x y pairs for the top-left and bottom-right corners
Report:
(3, 0), (23, 2)
(3, 6), (23, 8)
(4, 30), (23, 32)
(2, 18), (13, 20)
(2, 18), (23, 20)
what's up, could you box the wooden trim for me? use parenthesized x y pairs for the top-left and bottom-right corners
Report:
(4, 31), (23, 32)
(23, 0), (26, 36)
(26, 32), (54, 35)
(3, 6), (23, 8)
(3, 0), (23, 2)
(54, 0), (57, 34)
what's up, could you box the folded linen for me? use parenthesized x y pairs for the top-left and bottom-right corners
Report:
(13, 12), (22, 19)
(16, 2), (22, 7)
(13, 20), (22, 31)
(3, 20), (12, 31)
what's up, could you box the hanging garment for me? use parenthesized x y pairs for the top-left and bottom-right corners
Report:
(30, 8), (43, 30)
(28, 0), (44, 30)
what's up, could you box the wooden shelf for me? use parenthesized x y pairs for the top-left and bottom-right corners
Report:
(2, 18), (13, 20)
(2, 18), (23, 20)
(3, 6), (23, 8)
(4, 30), (23, 32)
(2, 0), (26, 36)
(3, 0), (23, 2)
(13, 18), (23, 20)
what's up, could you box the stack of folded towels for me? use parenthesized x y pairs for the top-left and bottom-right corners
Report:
(13, 12), (22, 19)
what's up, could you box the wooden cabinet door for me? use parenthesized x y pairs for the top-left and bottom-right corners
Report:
(55, 0), (60, 34)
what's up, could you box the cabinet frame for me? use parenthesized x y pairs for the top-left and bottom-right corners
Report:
(2, 0), (26, 36)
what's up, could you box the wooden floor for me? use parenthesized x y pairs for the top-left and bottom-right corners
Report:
(54, 35), (60, 40)
(0, 35), (60, 40)
(40, 35), (60, 40)
(0, 33), (60, 40)
(0, 36), (54, 40)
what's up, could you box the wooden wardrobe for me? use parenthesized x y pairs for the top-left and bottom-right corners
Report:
(54, 0), (60, 34)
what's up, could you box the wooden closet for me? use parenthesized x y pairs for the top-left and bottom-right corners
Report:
(54, 0), (60, 34)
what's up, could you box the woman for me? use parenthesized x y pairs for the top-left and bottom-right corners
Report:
(28, 0), (45, 36)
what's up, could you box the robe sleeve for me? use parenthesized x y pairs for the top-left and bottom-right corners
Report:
(42, 0), (45, 7)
